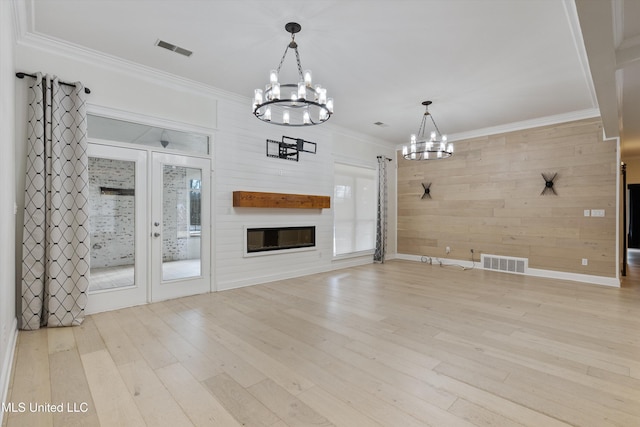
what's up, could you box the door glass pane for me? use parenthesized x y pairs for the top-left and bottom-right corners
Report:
(162, 165), (202, 281)
(87, 115), (209, 155)
(88, 157), (136, 291)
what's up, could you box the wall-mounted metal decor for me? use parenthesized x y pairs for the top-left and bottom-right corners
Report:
(421, 182), (432, 199)
(266, 136), (317, 161)
(541, 172), (557, 195)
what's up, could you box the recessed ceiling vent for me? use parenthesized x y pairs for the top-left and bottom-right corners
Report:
(374, 121), (389, 127)
(155, 39), (193, 57)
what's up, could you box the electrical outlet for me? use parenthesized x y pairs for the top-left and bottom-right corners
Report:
(446, 246), (451, 254)
(582, 258), (588, 266)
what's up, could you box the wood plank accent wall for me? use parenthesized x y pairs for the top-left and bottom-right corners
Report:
(233, 191), (330, 209)
(397, 118), (617, 277)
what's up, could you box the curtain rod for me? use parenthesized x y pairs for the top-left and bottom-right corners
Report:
(15, 72), (91, 94)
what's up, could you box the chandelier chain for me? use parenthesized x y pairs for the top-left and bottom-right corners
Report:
(275, 45), (290, 74)
(293, 48), (304, 80)
(429, 114), (443, 138)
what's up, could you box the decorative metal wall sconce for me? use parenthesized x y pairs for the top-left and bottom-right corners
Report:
(421, 182), (432, 199)
(266, 136), (317, 161)
(541, 172), (557, 195)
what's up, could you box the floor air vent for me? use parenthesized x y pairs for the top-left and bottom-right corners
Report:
(481, 254), (528, 274)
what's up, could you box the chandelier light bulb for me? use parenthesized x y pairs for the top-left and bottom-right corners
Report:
(270, 70), (278, 85)
(272, 83), (280, 100)
(318, 88), (327, 104)
(283, 111), (290, 124)
(304, 70), (312, 86)
(448, 143), (454, 153)
(264, 107), (271, 121)
(326, 98), (334, 113)
(430, 131), (436, 141)
(303, 110), (310, 124)
(254, 89), (263, 104)
(298, 82), (306, 99)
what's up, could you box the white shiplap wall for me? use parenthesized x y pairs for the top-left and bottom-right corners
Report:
(214, 98), (396, 290)
(215, 98), (337, 290)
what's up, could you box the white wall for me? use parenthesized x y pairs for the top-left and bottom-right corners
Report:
(215, 99), (396, 290)
(0, 0), (18, 418)
(13, 35), (396, 295)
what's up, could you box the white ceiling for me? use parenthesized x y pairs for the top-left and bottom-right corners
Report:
(16, 0), (635, 151)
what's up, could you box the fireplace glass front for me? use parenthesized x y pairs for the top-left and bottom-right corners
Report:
(246, 226), (315, 253)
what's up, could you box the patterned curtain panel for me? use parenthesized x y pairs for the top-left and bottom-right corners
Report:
(374, 156), (391, 263)
(21, 73), (90, 330)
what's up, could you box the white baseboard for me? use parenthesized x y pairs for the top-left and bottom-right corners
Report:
(0, 317), (18, 426)
(395, 254), (620, 287)
(526, 268), (619, 287)
(395, 253), (477, 269)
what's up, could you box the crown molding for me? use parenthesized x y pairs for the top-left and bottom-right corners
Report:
(13, 11), (247, 105)
(563, 0), (599, 108)
(10, 0), (28, 42)
(448, 108), (601, 142)
(395, 108), (601, 150)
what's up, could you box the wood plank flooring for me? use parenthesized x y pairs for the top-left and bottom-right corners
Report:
(4, 259), (640, 426)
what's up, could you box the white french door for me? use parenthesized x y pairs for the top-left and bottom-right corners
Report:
(86, 145), (211, 313)
(150, 152), (211, 301)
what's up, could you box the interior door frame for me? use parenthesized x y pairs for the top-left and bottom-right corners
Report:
(85, 106), (216, 312)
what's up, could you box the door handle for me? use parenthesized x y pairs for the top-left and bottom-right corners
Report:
(153, 232), (161, 237)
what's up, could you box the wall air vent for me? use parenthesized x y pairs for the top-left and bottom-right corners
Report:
(481, 254), (528, 275)
(155, 39), (193, 57)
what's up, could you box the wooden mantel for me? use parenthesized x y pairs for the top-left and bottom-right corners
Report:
(233, 191), (330, 209)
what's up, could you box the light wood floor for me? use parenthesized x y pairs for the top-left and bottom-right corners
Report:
(4, 259), (640, 427)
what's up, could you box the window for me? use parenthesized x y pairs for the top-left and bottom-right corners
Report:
(333, 163), (376, 256)
(189, 179), (201, 235)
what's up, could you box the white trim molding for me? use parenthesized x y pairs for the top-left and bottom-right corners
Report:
(396, 254), (620, 288)
(0, 317), (18, 425)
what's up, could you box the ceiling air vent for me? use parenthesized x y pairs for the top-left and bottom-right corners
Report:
(155, 39), (193, 57)
(374, 121), (389, 127)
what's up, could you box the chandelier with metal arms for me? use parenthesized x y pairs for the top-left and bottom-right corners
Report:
(402, 101), (453, 160)
(253, 22), (333, 126)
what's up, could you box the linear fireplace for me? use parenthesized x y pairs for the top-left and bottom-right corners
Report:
(245, 226), (316, 255)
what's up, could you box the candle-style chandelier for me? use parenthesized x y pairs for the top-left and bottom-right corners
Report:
(402, 101), (453, 160)
(252, 22), (333, 126)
